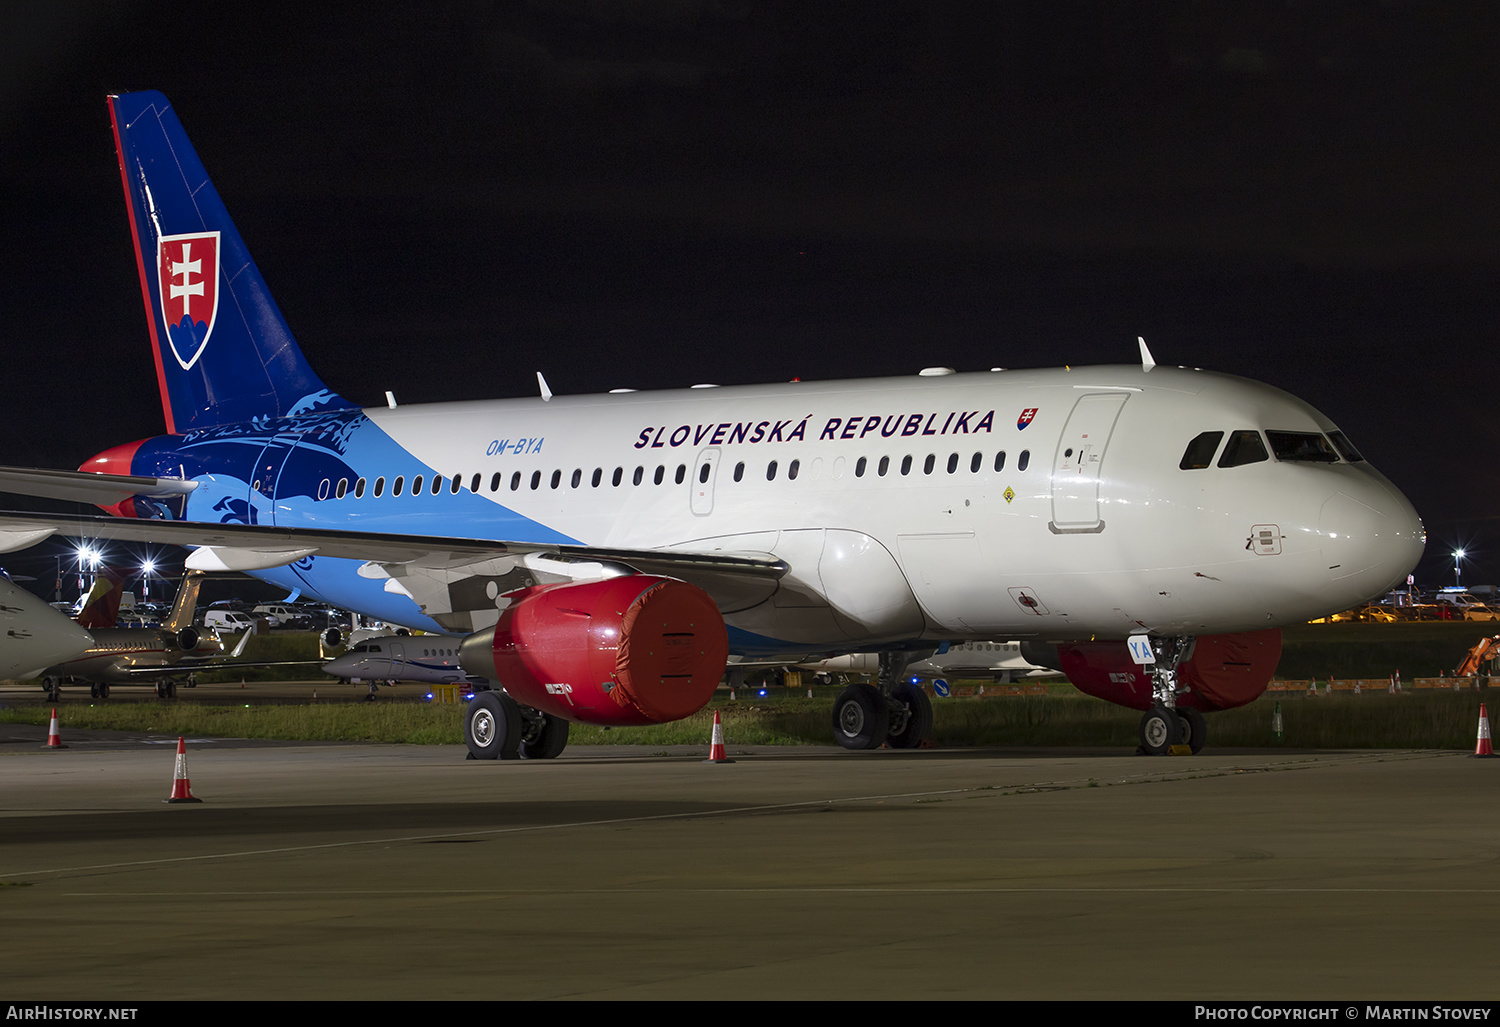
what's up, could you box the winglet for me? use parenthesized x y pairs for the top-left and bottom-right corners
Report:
(1138, 336), (1156, 372)
(537, 372), (553, 402)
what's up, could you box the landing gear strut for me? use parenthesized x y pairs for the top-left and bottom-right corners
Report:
(831, 650), (935, 750)
(1136, 634), (1201, 756)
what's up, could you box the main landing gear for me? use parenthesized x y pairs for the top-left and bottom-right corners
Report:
(1136, 634), (1206, 756)
(463, 689), (570, 761)
(831, 651), (934, 750)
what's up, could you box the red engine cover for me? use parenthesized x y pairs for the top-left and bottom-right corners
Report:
(1055, 629), (1282, 712)
(487, 575), (728, 727)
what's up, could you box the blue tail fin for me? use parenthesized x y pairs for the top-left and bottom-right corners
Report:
(108, 91), (356, 433)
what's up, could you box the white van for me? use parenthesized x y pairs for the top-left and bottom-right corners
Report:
(204, 609), (257, 633)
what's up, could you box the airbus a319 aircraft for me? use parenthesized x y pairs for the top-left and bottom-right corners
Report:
(0, 91), (1424, 758)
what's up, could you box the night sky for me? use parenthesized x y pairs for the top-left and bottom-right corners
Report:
(2, 2), (1498, 592)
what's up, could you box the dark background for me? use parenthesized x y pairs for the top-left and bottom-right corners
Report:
(2, 1), (1496, 596)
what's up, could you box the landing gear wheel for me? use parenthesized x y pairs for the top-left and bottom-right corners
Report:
(154, 681), (167, 699)
(519, 713), (570, 760)
(832, 683), (889, 750)
(44, 677), (61, 702)
(1139, 705), (1181, 756)
(465, 690), (522, 760)
(886, 682), (933, 749)
(166, 680), (177, 699)
(185, 675), (197, 689)
(98, 683), (110, 699)
(1177, 707), (1207, 755)
(90, 684), (99, 699)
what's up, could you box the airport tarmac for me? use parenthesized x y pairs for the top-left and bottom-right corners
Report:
(1, 733), (1496, 1001)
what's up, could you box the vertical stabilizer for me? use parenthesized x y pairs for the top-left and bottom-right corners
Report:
(75, 567), (126, 630)
(107, 91), (356, 433)
(163, 570), (207, 634)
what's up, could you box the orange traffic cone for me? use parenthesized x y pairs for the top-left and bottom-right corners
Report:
(42, 707), (67, 749)
(1473, 704), (1496, 758)
(703, 710), (734, 764)
(164, 736), (203, 803)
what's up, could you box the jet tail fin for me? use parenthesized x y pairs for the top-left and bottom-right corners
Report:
(162, 570), (207, 634)
(107, 90), (356, 433)
(75, 566), (126, 630)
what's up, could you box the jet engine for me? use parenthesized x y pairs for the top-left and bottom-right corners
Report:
(1044, 629), (1282, 712)
(458, 575), (729, 726)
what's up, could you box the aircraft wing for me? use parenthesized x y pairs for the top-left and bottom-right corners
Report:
(0, 466), (197, 506)
(0, 510), (789, 613)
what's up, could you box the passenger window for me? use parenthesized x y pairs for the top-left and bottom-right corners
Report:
(472, 473), (482, 492)
(591, 468), (602, 487)
(612, 467), (622, 487)
(654, 466), (664, 485)
(901, 455), (912, 475)
(1179, 431), (1224, 470)
(699, 463), (711, 484)
(1018, 450), (1030, 472)
(878, 456), (889, 476)
(571, 469), (582, 488)
(450, 475), (461, 494)
(734, 462), (745, 482)
(633, 466), (643, 486)
(855, 456), (867, 477)
(923, 454), (935, 474)
(1217, 430), (1269, 468)
(675, 464), (686, 485)
(530, 470), (541, 490)
(411, 475), (422, 495)
(970, 453), (981, 473)
(335, 478), (347, 499)
(510, 471), (521, 491)
(789, 459), (800, 480)
(373, 477), (385, 498)
(355, 477), (366, 498)
(767, 460), (778, 481)
(393, 476), (405, 497)
(550, 470), (561, 489)
(994, 451), (1006, 472)
(490, 472), (501, 492)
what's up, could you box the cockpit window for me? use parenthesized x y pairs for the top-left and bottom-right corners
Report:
(1217, 430), (1269, 468)
(1266, 431), (1339, 463)
(1179, 431), (1223, 470)
(1326, 430), (1365, 463)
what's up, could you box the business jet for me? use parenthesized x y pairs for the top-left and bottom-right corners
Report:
(37, 570), (245, 699)
(322, 634), (484, 695)
(801, 641), (1063, 686)
(0, 575), (95, 681)
(0, 91), (1425, 758)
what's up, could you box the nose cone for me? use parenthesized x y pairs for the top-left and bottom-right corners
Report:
(1319, 477), (1425, 602)
(0, 582), (94, 678)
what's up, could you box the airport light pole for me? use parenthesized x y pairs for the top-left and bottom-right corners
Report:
(1454, 549), (1465, 588)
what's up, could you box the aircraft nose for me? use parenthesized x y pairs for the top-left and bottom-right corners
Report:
(1319, 478), (1425, 600)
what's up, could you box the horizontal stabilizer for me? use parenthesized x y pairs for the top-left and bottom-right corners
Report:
(0, 465), (196, 506)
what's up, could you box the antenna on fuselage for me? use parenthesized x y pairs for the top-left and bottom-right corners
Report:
(537, 372), (553, 402)
(1138, 336), (1157, 372)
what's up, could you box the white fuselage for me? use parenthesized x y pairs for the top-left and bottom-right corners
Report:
(193, 364), (1422, 654)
